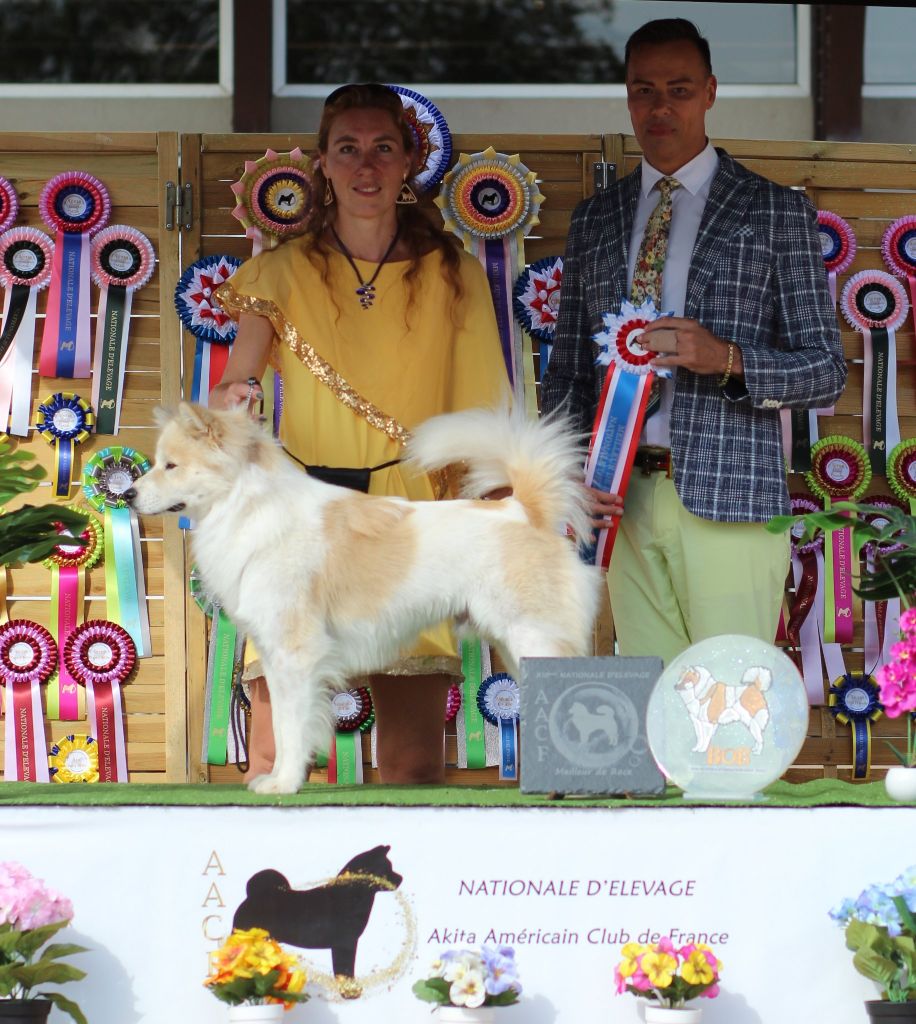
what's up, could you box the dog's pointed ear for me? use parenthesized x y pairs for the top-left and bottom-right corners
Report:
(152, 406), (175, 428)
(174, 401), (229, 445)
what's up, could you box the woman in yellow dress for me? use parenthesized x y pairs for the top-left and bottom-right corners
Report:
(212, 83), (508, 784)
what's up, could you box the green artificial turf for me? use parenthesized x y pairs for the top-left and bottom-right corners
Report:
(0, 777), (907, 809)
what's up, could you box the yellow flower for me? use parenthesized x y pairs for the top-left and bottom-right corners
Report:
(617, 943), (645, 980)
(640, 950), (677, 989)
(682, 949), (715, 986)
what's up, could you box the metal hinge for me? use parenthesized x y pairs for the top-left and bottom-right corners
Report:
(592, 134), (617, 192)
(164, 181), (194, 231)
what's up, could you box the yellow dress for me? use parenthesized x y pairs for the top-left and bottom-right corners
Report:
(217, 237), (509, 673)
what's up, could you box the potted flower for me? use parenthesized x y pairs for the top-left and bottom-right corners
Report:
(412, 945), (522, 1021)
(204, 927), (308, 1021)
(614, 938), (722, 1022)
(830, 864), (916, 1021)
(0, 861), (88, 1024)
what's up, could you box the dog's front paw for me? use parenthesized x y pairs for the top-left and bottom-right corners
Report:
(248, 772), (301, 796)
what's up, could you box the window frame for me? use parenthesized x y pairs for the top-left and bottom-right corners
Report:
(273, 0), (810, 99)
(0, 0), (232, 98)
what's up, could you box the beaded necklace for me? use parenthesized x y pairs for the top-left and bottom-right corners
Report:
(330, 225), (401, 310)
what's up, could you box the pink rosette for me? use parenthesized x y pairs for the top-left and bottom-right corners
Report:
(0, 178), (18, 235)
(64, 620), (136, 687)
(861, 493), (908, 559)
(882, 215), (916, 279)
(0, 227), (54, 290)
(0, 621), (57, 684)
(39, 171), (110, 237)
(445, 682), (462, 723)
(817, 210), (856, 275)
(789, 493), (824, 557)
(90, 225), (156, 291)
(840, 270), (909, 333)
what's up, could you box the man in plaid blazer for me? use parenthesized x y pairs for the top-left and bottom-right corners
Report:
(541, 18), (847, 663)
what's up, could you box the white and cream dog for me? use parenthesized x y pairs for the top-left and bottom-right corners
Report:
(674, 664), (772, 755)
(129, 403), (600, 794)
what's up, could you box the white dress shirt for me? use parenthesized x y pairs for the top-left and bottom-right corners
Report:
(629, 142), (720, 447)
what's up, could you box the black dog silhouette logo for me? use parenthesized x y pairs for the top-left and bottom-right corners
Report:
(232, 844), (413, 1000)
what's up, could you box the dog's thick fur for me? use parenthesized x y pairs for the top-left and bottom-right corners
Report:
(130, 402), (600, 793)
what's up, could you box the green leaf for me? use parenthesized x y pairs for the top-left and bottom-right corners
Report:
(487, 989), (521, 1006)
(412, 979), (449, 1004)
(13, 921), (67, 960)
(37, 943), (89, 963)
(13, 962), (86, 989)
(853, 946), (904, 990)
(893, 896), (916, 939)
(44, 990), (89, 1024)
(252, 969), (281, 996)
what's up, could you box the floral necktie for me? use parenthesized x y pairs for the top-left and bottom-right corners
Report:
(631, 176), (680, 417)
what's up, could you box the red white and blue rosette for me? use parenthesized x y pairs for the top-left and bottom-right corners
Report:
(583, 298), (665, 569)
(175, 255), (242, 406)
(477, 672), (519, 781)
(0, 177), (18, 234)
(829, 673), (882, 780)
(83, 446), (152, 659)
(806, 436), (870, 648)
(513, 255), (562, 378)
(860, 493), (907, 676)
(90, 225), (156, 435)
(64, 619), (135, 782)
(389, 86), (452, 193)
(327, 687), (375, 785)
(436, 147), (543, 408)
(786, 493), (826, 704)
(39, 171), (110, 379)
(816, 211), (856, 306)
(230, 148), (313, 256)
(0, 227), (54, 436)
(841, 270), (909, 475)
(882, 215), (916, 334)
(35, 392), (94, 497)
(0, 620), (57, 782)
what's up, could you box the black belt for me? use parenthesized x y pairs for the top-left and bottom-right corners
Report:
(633, 446), (672, 475)
(283, 446), (401, 493)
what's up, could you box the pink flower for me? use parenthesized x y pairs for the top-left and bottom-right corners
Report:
(899, 608), (916, 633)
(627, 970), (652, 993)
(701, 983), (720, 999)
(0, 862), (72, 930)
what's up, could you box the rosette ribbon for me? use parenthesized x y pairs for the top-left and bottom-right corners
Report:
(445, 682), (462, 723)
(63, 620), (135, 782)
(325, 687), (374, 785)
(0, 228), (54, 436)
(175, 255), (242, 406)
(882, 215), (916, 335)
(83, 447), (152, 657)
(477, 672), (520, 781)
(841, 271), (909, 475)
(39, 171), (110, 378)
(90, 226), (156, 435)
(0, 621), (57, 782)
(817, 211), (856, 307)
(805, 436), (870, 646)
(786, 494), (827, 703)
(888, 439), (916, 515)
(390, 86), (452, 193)
(48, 733), (99, 783)
(42, 506), (103, 720)
(436, 147), (543, 408)
(230, 148), (312, 256)
(0, 177), (18, 235)
(513, 255), (562, 380)
(583, 298), (667, 569)
(828, 673), (882, 780)
(190, 566), (245, 767)
(35, 392), (94, 497)
(860, 495), (906, 675)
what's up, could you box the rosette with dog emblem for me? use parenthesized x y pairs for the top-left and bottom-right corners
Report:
(327, 687), (374, 785)
(48, 733), (99, 783)
(0, 177), (18, 235)
(90, 225), (156, 434)
(477, 672), (520, 781)
(0, 620), (57, 782)
(0, 227), (54, 436)
(816, 210), (856, 307)
(230, 148), (313, 256)
(39, 171), (110, 378)
(882, 215), (916, 335)
(64, 619), (135, 782)
(35, 392), (94, 497)
(83, 447), (152, 658)
(829, 673), (882, 780)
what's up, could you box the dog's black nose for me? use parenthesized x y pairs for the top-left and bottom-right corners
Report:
(122, 487), (137, 504)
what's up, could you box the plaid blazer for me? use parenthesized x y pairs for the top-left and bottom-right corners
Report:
(541, 149), (847, 522)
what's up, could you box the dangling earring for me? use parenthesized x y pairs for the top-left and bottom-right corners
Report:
(324, 179), (335, 206)
(396, 181), (418, 205)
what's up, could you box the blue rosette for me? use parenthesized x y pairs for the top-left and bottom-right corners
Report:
(36, 392), (94, 497)
(389, 86), (452, 193)
(513, 255), (563, 379)
(477, 672), (520, 781)
(828, 673), (883, 780)
(174, 255), (243, 344)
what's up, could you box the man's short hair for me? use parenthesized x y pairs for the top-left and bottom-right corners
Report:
(624, 18), (713, 76)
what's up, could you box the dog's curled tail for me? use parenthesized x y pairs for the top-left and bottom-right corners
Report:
(406, 406), (591, 541)
(741, 666), (773, 691)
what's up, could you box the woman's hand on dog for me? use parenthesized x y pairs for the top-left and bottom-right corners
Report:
(210, 380), (263, 411)
(588, 486), (624, 529)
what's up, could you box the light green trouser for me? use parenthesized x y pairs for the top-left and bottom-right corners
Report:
(608, 473), (790, 666)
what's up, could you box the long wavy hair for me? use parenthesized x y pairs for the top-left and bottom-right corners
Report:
(302, 84), (465, 323)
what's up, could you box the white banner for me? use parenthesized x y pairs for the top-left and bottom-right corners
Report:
(0, 804), (906, 1023)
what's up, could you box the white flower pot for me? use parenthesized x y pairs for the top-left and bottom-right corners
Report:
(227, 1005), (285, 1023)
(436, 1008), (496, 1023)
(885, 766), (916, 802)
(643, 1006), (702, 1024)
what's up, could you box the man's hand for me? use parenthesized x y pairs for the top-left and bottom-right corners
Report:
(588, 486), (624, 531)
(640, 317), (743, 379)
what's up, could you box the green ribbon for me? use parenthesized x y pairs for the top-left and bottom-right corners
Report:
(333, 732), (360, 784)
(106, 507), (144, 653)
(203, 607), (237, 765)
(461, 637), (487, 769)
(94, 286), (127, 435)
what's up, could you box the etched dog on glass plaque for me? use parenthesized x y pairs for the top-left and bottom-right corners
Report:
(128, 403), (600, 794)
(675, 664), (771, 754)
